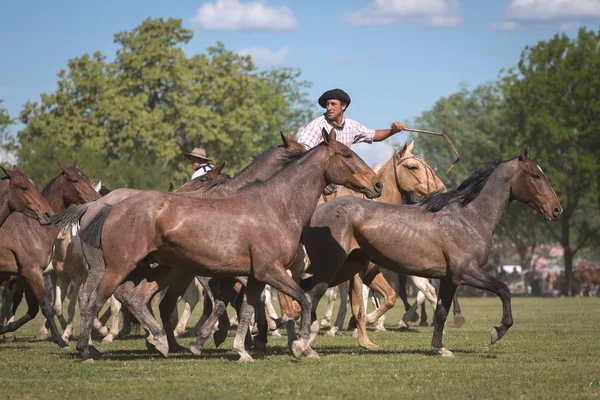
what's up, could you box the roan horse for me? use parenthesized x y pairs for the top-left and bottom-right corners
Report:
(0, 161), (100, 347)
(301, 145), (562, 356)
(0, 166), (54, 226)
(52, 133), (305, 354)
(73, 128), (383, 362)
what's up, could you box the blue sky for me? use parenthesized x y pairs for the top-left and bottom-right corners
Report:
(1, 0), (599, 166)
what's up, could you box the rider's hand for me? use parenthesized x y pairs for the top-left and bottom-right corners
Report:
(390, 121), (406, 134)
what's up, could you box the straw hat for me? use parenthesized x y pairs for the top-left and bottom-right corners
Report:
(184, 147), (211, 161)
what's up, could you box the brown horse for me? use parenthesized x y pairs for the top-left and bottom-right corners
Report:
(302, 145), (562, 356)
(75, 128), (381, 362)
(0, 160), (100, 347)
(0, 166), (54, 226)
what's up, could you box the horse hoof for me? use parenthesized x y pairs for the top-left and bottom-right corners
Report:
(102, 335), (114, 344)
(324, 327), (338, 337)
(81, 357), (96, 364)
(398, 320), (409, 331)
(238, 354), (254, 363)
(189, 342), (202, 356)
(171, 344), (190, 354)
(490, 327), (500, 345)
(2, 334), (16, 343)
(36, 333), (49, 341)
(319, 320), (331, 329)
(375, 325), (387, 333)
(362, 342), (380, 351)
(98, 327), (109, 337)
(213, 330), (228, 348)
(270, 330), (282, 338)
(432, 347), (454, 357)
(410, 312), (420, 323)
(352, 329), (358, 338)
(419, 321), (429, 327)
(60, 345), (71, 351)
(291, 340), (305, 360)
(303, 347), (320, 358)
(454, 315), (466, 328)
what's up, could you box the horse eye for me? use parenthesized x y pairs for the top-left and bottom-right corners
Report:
(20, 186), (28, 191)
(68, 178), (79, 184)
(407, 165), (418, 170)
(343, 153), (352, 159)
(532, 174), (540, 180)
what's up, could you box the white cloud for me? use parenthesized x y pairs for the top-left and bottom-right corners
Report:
(343, 0), (462, 28)
(238, 46), (290, 67)
(190, 0), (298, 31)
(492, 0), (600, 31)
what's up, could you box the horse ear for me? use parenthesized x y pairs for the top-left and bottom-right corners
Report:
(519, 145), (530, 161)
(1, 166), (11, 179)
(93, 180), (102, 192)
(329, 127), (337, 142)
(321, 128), (330, 146)
(12, 165), (21, 173)
(57, 160), (70, 173)
(167, 182), (174, 193)
(280, 131), (290, 148)
(73, 159), (81, 169)
(397, 143), (408, 158)
(406, 140), (415, 153)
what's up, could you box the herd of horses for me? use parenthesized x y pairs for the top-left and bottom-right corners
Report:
(0, 128), (563, 363)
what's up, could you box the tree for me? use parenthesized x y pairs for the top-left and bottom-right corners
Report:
(17, 18), (316, 189)
(0, 100), (15, 169)
(500, 27), (600, 294)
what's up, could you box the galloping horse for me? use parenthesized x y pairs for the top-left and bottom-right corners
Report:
(0, 166), (54, 226)
(302, 145), (562, 356)
(75, 128), (382, 363)
(0, 161), (100, 347)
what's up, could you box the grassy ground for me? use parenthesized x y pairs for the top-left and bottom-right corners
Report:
(0, 296), (599, 399)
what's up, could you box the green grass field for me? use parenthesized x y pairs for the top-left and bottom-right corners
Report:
(0, 297), (599, 399)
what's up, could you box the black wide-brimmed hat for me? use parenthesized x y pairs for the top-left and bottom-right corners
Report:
(318, 89), (351, 109)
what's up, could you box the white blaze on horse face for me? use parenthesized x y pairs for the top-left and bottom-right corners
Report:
(537, 164), (558, 197)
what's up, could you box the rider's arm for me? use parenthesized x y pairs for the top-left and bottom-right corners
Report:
(373, 122), (406, 142)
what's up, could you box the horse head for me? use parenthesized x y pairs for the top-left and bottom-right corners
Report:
(57, 160), (102, 205)
(510, 145), (562, 221)
(321, 128), (383, 199)
(2, 165), (54, 224)
(394, 140), (445, 198)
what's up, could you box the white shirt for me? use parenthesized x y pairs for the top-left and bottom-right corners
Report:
(191, 163), (213, 180)
(297, 114), (375, 150)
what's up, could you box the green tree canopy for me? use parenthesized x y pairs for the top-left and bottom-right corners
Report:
(0, 100), (15, 169)
(17, 17), (316, 189)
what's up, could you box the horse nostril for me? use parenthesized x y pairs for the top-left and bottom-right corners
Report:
(44, 212), (52, 219)
(375, 182), (383, 191)
(553, 207), (561, 217)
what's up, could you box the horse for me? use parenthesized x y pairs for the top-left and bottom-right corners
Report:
(301, 145), (562, 356)
(51, 133), (306, 354)
(75, 128), (382, 363)
(0, 166), (54, 226)
(0, 160), (100, 347)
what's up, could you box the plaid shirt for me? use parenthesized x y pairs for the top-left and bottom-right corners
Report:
(297, 114), (375, 150)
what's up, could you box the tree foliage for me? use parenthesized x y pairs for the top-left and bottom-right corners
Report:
(17, 18), (316, 189)
(0, 100), (15, 169)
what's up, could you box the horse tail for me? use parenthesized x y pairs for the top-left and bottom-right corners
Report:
(50, 203), (91, 232)
(79, 205), (112, 248)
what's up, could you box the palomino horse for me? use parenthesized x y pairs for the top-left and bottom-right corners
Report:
(275, 140), (447, 348)
(75, 128), (382, 362)
(0, 161), (100, 347)
(0, 166), (54, 226)
(301, 145), (562, 356)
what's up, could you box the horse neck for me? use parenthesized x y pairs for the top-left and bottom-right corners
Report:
(251, 146), (328, 230)
(225, 150), (284, 193)
(0, 203), (9, 226)
(376, 157), (403, 205)
(42, 175), (68, 213)
(463, 160), (516, 232)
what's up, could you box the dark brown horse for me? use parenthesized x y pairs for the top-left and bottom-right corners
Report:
(0, 166), (54, 226)
(302, 145), (562, 356)
(0, 160), (100, 347)
(76, 128), (382, 362)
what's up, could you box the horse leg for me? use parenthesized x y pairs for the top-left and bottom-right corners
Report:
(189, 278), (235, 356)
(1, 279), (22, 342)
(188, 277), (214, 338)
(349, 273), (379, 351)
(53, 272), (69, 330)
(62, 277), (82, 342)
(452, 295), (465, 327)
(319, 287), (336, 329)
(325, 282), (347, 337)
(159, 272), (196, 353)
(364, 268), (396, 326)
(431, 279), (457, 357)
(457, 267), (513, 345)
(0, 282), (37, 336)
(263, 285), (281, 337)
(229, 277), (265, 362)
(101, 296), (122, 343)
(174, 279), (200, 338)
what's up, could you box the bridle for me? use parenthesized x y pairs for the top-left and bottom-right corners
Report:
(393, 151), (442, 200)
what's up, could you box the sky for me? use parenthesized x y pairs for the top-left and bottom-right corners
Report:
(1, 0), (599, 167)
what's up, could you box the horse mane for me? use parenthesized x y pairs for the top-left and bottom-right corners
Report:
(202, 177), (230, 192)
(99, 186), (111, 196)
(41, 176), (58, 197)
(419, 159), (505, 212)
(233, 146), (306, 190)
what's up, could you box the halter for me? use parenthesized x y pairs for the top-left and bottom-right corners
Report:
(393, 151), (441, 199)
